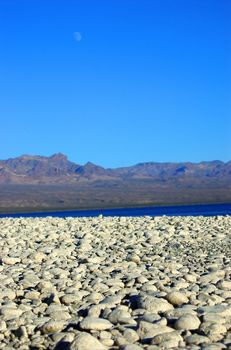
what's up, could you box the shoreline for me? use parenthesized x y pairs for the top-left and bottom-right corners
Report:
(0, 201), (231, 216)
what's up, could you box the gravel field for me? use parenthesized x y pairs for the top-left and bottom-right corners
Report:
(0, 215), (230, 350)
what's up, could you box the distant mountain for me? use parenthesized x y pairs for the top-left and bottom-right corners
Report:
(113, 160), (231, 179)
(0, 154), (230, 212)
(0, 153), (230, 184)
(0, 153), (78, 183)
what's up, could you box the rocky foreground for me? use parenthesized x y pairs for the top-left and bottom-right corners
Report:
(0, 215), (230, 350)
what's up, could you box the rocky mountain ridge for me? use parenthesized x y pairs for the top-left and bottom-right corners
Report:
(0, 153), (230, 184)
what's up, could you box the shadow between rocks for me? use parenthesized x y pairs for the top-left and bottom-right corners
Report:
(53, 341), (71, 350)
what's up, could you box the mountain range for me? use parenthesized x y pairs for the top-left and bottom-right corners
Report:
(0, 153), (230, 213)
(0, 153), (231, 184)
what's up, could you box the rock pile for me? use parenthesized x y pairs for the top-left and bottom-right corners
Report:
(0, 215), (230, 349)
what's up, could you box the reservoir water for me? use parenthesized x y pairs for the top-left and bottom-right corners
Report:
(0, 203), (231, 218)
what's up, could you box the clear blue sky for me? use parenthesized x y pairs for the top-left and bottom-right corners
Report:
(0, 0), (230, 167)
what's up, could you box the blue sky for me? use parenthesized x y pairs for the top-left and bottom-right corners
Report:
(0, 0), (230, 167)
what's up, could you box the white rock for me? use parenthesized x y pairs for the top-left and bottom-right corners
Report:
(0, 307), (23, 321)
(69, 332), (107, 350)
(166, 291), (189, 306)
(151, 331), (183, 348)
(31, 252), (47, 263)
(122, 345), (143, 350)
(138, 295), (173, 313)
(41, 320), (65, 334)
(175, 313), (201, 330)
(185, 334), (210, 345)
(217, 280), (231, 290)
(1, 257), (21, 265)
(0, 320), (7, 332)
(200, 270), (225, 284)
(80, 317), (113, 331)
(61, 293), (82, 305)
(123, 329), (139, 343)
(202, 344), (227, 350)
(184, 274), (198, 283)
(199, 322), (227, 341)
(138, 321), (174, 340)
(108, 308), (134, 324)
(198, 305), (231, 318)
(24, 291), (40, 300)
(49, 311), (71, 321)
(0, 289), (16, 300)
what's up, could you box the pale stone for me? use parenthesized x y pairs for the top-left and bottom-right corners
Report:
(184, 274), (198, 282)
(88, 305), (102, 317)
(138, 295), (173, 313)
(0, 307), (23, 321)
(115, 336), (128, 346)
(87, 292), (103, 303)
(164, 306), (197, 320)
(175, 313), (201, 330)
(202, 344), (227, 350)
(198, 305), (231, 318)
(69, 332), (107, 350)
(99, 331), (112, 339)
(200, 270), (225, 284)
(101, 338), (114, 346)
(185, 334), (211, 345)
(100, 295), (122, 308)
(166, 291), (189, 306)
(1, 257), (21, 265)
(80, 317), (113, 331)
(127, 254), (141, 263)
(151, 331), (183, 348)
(36, 280), (53, 291)
(122, 345), (143, 350)
(217, 280), (231, 290)
(0, 320), (7, 332)
(108, 308), (134, 324)
(203, 313), (226, 324)
(123, 329), (139, 343)
(49, 311), (71, 321)
(0, 289), (16, 300)
(24, 291), (40, 300)
(32, 252), (47, 263)
(61, 293), (82, 305)
(41, 321), (65, 334)
(138, 321), (174, 340)
(199, 322), (227, 341)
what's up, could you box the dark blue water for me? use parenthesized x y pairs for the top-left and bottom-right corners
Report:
(0, 203), (230, 218)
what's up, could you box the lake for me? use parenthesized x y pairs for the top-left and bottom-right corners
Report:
(0, 203), (231, 218)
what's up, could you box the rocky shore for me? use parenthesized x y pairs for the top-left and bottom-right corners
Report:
(0, 215), (230, 350)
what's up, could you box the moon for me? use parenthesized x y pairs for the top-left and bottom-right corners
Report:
(73, 32), (82, 42)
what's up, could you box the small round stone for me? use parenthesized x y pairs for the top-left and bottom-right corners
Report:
(166, 291), (189, 306)
(40, 321), (65, 334)
(69, 332), (106, 350)
(175, 314), (201, 330)
(121, 345), (143, 350)
(80, 317), (113, 331)
(151, 331), (183, 347)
